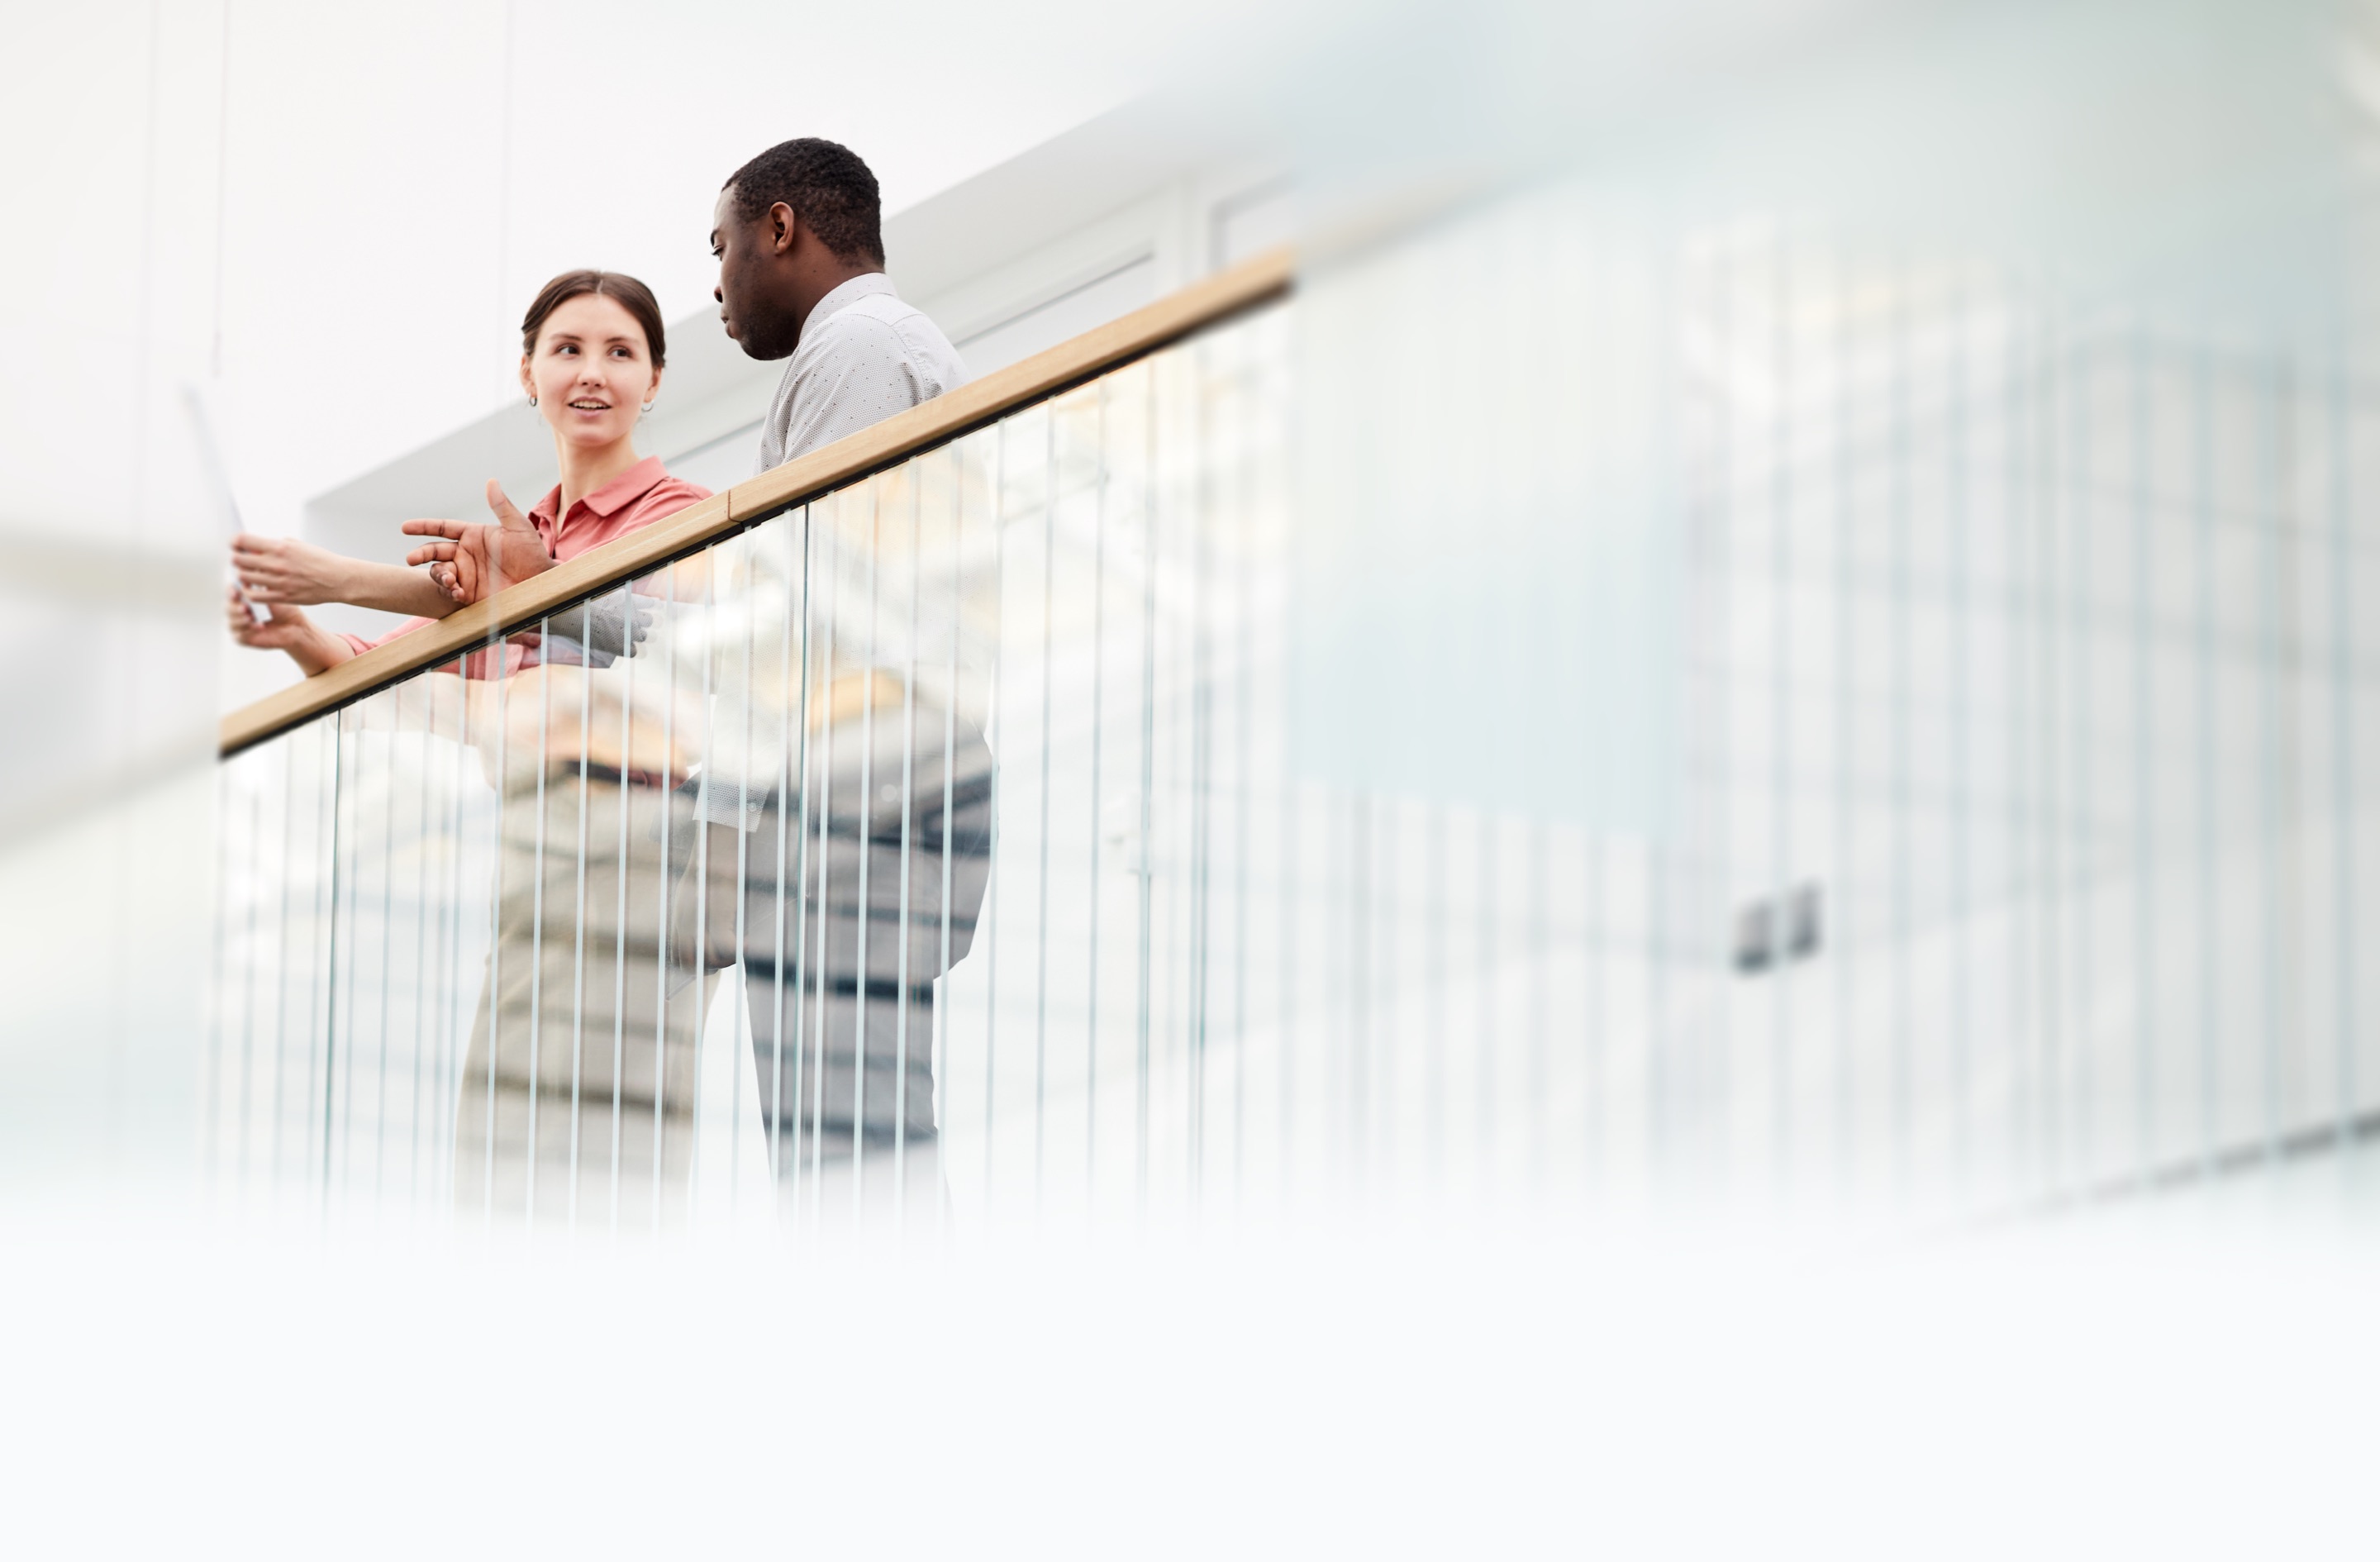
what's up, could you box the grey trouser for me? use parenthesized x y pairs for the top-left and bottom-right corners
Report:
(688, 718), (994, 1199)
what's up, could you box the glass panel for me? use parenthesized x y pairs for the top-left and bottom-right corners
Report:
(207, 259), (2380, 1236)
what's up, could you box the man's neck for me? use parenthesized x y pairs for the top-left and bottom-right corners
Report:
(789, 262), (882, 350)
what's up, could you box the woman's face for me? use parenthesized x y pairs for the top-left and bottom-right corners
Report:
(519, 293), (660, 449)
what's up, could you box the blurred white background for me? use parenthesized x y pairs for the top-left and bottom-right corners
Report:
(6, 0), (1255, 540)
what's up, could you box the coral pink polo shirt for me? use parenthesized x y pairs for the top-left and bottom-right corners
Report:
(340, 455), (712, 672)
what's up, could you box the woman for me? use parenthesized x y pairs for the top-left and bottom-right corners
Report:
(228, 271), (719, 1227)
(226, 269), (708, 674)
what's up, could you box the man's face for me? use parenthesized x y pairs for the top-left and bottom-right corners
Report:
(711, 186), (801, 360)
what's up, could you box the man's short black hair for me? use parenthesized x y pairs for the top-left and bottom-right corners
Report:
(724, 138), (884, 266)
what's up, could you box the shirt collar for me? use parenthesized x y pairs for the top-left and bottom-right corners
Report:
(800, 271), (898, 342)
(530, 455), (670, 526)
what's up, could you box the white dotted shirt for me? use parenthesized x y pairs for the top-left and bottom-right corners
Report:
(754, 273), (970, 473)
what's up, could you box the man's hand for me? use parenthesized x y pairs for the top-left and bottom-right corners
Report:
(230, 533), (356, 605)
(542, 593), (655, 666)
(402, 479), (555, 605)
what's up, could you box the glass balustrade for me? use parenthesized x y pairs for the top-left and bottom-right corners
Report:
(209, 208), (2380, 1236)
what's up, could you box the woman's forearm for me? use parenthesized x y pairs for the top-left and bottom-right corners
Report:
(283, 625), (357, 679)
(342, 560), (458, 618)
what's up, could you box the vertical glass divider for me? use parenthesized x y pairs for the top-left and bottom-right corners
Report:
(651, 568), (674, 1225)
(773, 517), (799, 1212)
(733, 537), (756, 1217)
(1085, 388), (1108, 1215)
(785, 511), (814, 1220)
(687, 560), (714, 1222)
(570, 602), (593, 1233)
(936, 459), (960, 1237)
(809, 503), (841, 1218)
(1035, 407), (1056, 1212)
(1135, 370), (1159, 1212)
(526, 616), (552, 1222)
(318, 714), (345, 1221)
(611, 593), (633, 1234)
(895, 469), (921, 1221)
(853, 493), (879, 1221)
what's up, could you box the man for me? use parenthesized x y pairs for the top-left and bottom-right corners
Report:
(711, 137), (970, 470)
(701, 138), (991, 1226)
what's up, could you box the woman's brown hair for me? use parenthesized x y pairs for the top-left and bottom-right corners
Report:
(520, 269), (668, 367)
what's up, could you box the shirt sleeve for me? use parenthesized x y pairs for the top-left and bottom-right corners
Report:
(339, 615), (438, 656)
(338, 613), (524, 680)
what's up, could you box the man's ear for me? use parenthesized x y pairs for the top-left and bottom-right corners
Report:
(769, 202), (800, 257)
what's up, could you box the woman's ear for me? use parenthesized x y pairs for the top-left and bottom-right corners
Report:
(518, 354), (536, 407)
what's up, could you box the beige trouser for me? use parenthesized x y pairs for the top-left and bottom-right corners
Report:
(451, 771), (720, 1228)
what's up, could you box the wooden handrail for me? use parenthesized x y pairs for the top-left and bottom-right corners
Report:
(219, 245), (1294, 757)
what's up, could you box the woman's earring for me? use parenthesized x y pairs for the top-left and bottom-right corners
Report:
(640, 401), (654, 413)
(527, 394), (538, 407)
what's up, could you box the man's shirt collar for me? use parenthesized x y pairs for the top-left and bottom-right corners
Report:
(799, 272), (899, 344)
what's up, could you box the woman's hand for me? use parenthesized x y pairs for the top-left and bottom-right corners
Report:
(226, 583), (308, 649)
(402, 480), (555, 605)
(229, 533), (357, 606)
(225, 585), (353, 676)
